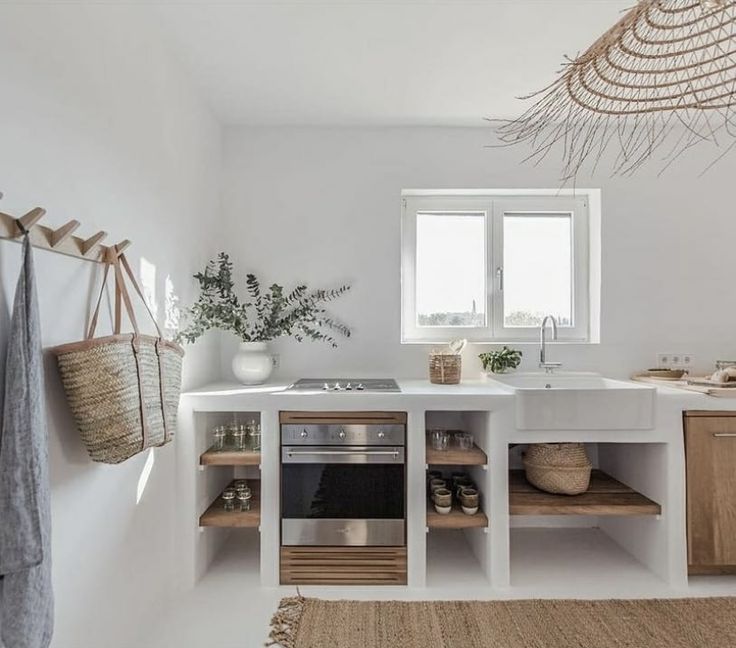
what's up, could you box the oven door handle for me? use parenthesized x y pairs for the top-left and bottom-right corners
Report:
(283, 447), (404, 463)
(285, 449), (401, 458)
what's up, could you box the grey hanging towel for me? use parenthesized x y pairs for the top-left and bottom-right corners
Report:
(0, 235), (53, 648)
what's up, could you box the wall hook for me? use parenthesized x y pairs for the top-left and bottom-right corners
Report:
(81, 231), (108, 256)
(113, 239), (132, 256)
(16, 207), (46, 235)
(50, 219), (81, 248)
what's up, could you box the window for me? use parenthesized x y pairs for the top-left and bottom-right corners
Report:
(401, 191), (598, 343)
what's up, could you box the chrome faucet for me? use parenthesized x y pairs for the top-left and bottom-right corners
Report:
(539, 315), (562, 373)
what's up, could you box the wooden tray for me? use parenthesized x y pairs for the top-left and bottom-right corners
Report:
(632, 374), (736, 398)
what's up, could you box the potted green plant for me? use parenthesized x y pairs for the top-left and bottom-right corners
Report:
(479, 347), (523, 374)
(176, 253), (351, 384)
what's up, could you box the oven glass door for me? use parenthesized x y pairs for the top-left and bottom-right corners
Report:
(281, 446), (405, 546)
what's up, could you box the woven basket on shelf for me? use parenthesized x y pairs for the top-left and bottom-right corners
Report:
(429, 353), (462, 385)
(523, 443), (592, 495)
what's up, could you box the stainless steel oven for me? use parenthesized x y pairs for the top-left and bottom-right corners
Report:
(280, 413), (406, 547)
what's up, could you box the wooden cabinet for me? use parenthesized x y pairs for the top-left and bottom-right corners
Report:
(684, 412), (736, 574)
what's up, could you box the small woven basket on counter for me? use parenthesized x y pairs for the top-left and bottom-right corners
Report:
(429, 353), (462, 384)
(523, 443), (592, 495)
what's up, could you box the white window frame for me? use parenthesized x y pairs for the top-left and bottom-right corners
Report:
(401, 189), (599, 344)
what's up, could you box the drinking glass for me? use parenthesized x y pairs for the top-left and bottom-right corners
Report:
(212, 426), (226, 451)
(222, 489), (236, 512)
(455, 432), (474, 451)
(431, 429), (450, 451)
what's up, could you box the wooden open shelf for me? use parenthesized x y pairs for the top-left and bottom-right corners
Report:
(426, 499), (489, 529)
(426, 437), (487, 466)
(199, 480), (261, 528)
(509, 470), (661, 516)
(199, 446), (261, 466)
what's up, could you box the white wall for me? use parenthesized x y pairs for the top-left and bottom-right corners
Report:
(0, 6), (220, 647)
(221, 126), (735, 380)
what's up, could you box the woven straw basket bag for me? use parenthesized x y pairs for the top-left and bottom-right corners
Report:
(523, 443), (592, 495)
(52, 253), (184, 464)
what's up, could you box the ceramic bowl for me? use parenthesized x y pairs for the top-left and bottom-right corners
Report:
(432, 487), (452, 508)
(429, 478), (447, 494)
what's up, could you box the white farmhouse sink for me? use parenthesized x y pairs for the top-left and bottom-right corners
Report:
(487, 373), (656, 431)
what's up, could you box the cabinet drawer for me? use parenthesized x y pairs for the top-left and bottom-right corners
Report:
(685, 415), (736, 573)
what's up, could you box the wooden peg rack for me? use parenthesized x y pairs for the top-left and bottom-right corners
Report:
(0, 191), (131, 263)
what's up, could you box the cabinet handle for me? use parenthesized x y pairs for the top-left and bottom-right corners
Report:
(713, 433), (736, 438)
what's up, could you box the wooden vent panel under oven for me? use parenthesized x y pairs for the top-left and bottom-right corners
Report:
(280, 547), (407, 585)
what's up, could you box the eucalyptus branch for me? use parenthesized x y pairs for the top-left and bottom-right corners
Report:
(176, 252), (352, 346)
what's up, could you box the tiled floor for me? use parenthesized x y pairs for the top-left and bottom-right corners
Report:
(142, 529), (736, 648)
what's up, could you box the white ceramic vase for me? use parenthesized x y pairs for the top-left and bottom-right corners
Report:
(232, 341), (273, 385)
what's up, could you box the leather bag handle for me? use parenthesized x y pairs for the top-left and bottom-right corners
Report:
(86, 252), (163, 339)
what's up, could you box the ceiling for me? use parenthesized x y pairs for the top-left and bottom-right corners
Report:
(147, 0), (632, 126)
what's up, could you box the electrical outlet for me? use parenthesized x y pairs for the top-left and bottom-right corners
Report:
(272, 354), (280, 370)
(658, 352), (694, 369)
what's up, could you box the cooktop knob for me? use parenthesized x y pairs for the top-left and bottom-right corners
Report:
(322, 382), (330, 391)
(300, 430), (309, 438)
(338, 428), (346, 439)
(356, 383), (365, 391)
(377, 430), (385, 439)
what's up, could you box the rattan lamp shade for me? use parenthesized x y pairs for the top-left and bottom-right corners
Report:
(496, 0), (736, 180)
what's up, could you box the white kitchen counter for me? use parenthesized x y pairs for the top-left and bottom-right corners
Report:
(174, 377), (736, 598)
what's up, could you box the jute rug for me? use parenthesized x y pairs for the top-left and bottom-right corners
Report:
(267, 596), (736, 647)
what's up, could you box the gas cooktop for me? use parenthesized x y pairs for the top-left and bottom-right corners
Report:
(286, 378), (401, 393)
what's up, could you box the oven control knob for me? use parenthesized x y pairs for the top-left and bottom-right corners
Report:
(338, 429), (346, 439)
(300, 430), (309, 438)
(377, 430), (385, 439)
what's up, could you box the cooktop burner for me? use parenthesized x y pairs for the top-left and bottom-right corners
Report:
(286, 378), (401, 393)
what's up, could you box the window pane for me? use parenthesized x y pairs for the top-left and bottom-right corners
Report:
(415, 212), (486, 327)
(503, 213), (573, 328)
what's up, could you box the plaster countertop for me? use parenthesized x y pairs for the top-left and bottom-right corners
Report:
(180, 379), (515, 410)
(643, 380), (736, 411)
(183, 378), (512, 397)
(181, 377), (736, 414)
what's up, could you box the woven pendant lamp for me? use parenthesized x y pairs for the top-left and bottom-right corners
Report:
(496, 0), (736, 181)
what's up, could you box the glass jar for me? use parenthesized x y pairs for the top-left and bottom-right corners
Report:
(237, 491), (252, 512)
(212, 426), (226, 451)
(224, 423), (239, 448)
(232, 427), (246, 452)
(249, 421), (262, 451)
(240, 424), (250, 451)
(222, 488), (236, 512)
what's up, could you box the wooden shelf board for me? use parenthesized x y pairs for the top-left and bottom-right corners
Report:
(509, 469), (661, 516)
(425, 438), (487, 466)
(426, 499), (489, 529)
(199, 480), (261, 528)
(199, 446), (261, 466)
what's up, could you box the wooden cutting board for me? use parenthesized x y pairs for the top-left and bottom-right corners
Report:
(631, 374), (736, 398)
